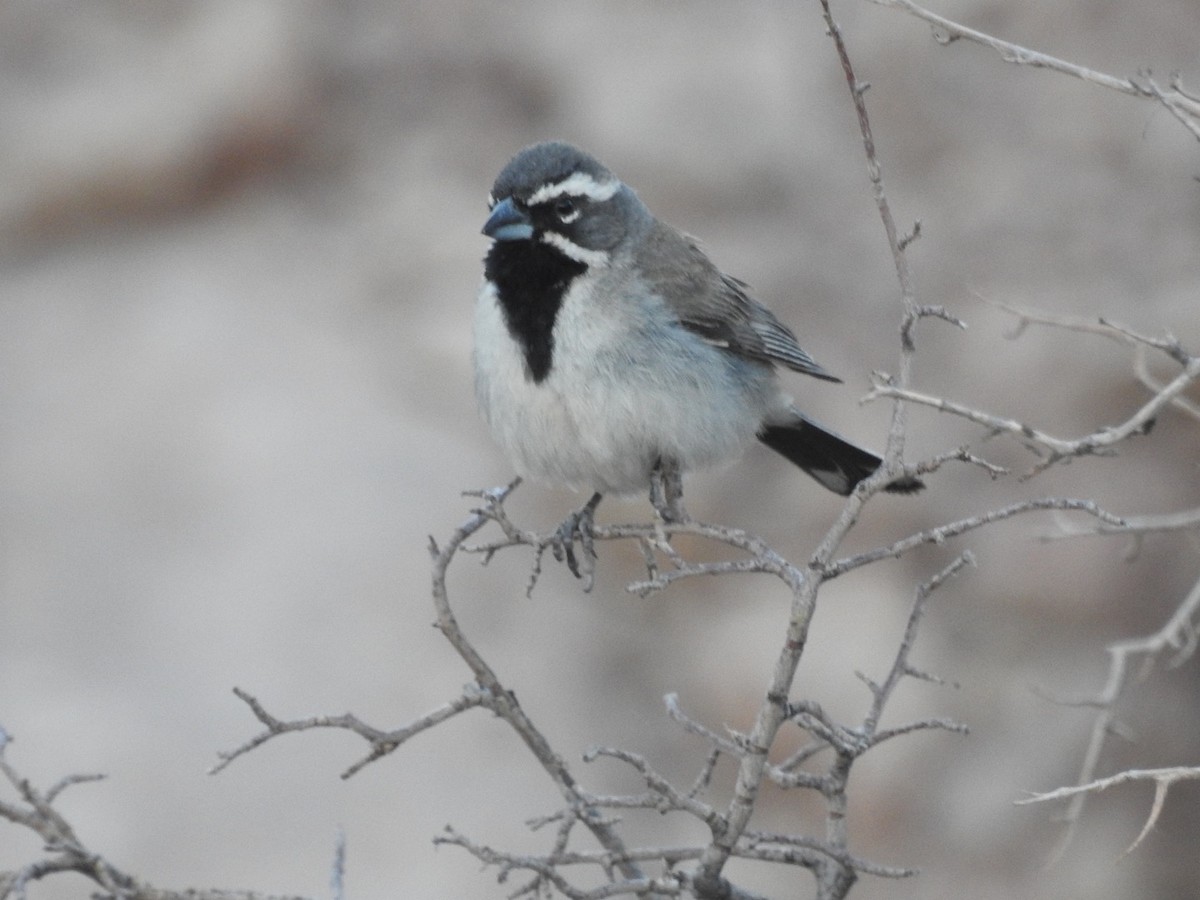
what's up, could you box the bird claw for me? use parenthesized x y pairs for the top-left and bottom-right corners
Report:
(550, 493), (602, 591)
(650, 459), (688, 524)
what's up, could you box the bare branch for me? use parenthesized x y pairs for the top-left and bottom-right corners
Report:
(980, 297), (1200, 422)
(429, 486), (658, 890)
(1017, 766), (1200, 856)
(863, 359), (1199, 469)
(983, 298), (1191, 361)
(0, 732), (314, 900)
(664, 694), (744, 758)
(867, 0), (1200, 142)
(825, 497), (1124, 577)
(1133, 71), (1200, 142)
(210, 686), (488, 779)
(859, 553), (975, 740)
(871, 717), (970, 746)
(818, 0), (921, 497)
(583, 746), (723, 827)
(434, 827), (689, 900)
(1134, 346), (1200, 422)
(624, 556), (780, 597)
(686, 747), (723, 801)
(1042, 505), (1200, 541)
(1034, 572), (1200, 860)
(738, 832), (915, 880)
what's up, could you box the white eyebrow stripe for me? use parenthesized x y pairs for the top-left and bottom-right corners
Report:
(528, 172), (620, 205)
(540, 231), (610, 267)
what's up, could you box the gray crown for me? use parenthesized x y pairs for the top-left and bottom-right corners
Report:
(490, 141), (613, 203)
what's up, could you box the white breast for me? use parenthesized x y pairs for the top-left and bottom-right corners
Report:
(473, 274), (780, 495)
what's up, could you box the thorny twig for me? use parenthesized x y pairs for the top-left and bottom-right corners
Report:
(857, 2), (1200, 483)
(982, 297), (1200, 423)
(211, 466), (977, 897)
(952, 301), (1200, 860)
(1032, 572), (1200, 863)
(863, 354), (1198, 475)
(212, 685), (489, 779)
(1017, 766), (1200, 858)
(865, 298), (1200, 477)
(867, 0), (1200, 143)
(825, 498), (1123, 577)
(0, 728), (316, 900)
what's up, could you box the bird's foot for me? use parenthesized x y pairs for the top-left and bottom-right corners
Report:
(650, 460), (688, 524)
(550, 492), (603, 591)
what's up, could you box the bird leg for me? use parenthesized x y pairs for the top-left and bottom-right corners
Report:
(650, 458), (687, 524)
(550, 491), (603, 591)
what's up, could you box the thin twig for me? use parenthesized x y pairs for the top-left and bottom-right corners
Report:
(429, 483), (655, 890)
(867, 0), (1200, 143)
(583, 746), (723, 828)
(211, 686), (488, 779)
(1037, 573), (1200, 862)
(825, 497), (1124, 578)
(980, 297), (1200, 422)
(863, 357), (1199, 469)
(1041, 505), (1200, 541)
(820, 0), (918, 491)
(859, 553), (975, 740)
(664, 694), (745, 758)
(0, 734), (313, 900)
(1017, 766), (1200, 856)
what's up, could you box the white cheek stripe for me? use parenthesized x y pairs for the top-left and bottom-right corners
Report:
(540, 231), (610, 267)
(528, 172), (619, 205)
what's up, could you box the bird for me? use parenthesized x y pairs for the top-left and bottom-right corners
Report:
(473, 141), (921, 580)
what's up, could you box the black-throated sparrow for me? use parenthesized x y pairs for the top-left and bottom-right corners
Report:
(474, 142), (920, 579)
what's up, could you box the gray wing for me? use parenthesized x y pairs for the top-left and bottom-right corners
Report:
(635, 221), (841, 383)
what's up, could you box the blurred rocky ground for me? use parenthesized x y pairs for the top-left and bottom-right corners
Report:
(1, 2), (1197, 898)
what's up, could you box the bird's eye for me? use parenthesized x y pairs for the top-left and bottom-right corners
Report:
(554, 197), (577, 221)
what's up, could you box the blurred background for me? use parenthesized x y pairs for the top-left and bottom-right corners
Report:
(1, 1), (1197, 898)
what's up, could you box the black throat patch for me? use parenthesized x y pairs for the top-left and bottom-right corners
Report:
(484, 239), (587, 383)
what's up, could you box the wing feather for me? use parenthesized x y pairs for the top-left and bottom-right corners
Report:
(635, 222), (841, 383)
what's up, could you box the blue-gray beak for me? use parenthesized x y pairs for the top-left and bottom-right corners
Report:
(483, 197), (534, 241)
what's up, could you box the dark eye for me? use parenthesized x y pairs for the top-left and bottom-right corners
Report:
(554, 197), (577, 220)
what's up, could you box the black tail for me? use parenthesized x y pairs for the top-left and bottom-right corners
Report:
(758, 415), (923, 496)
